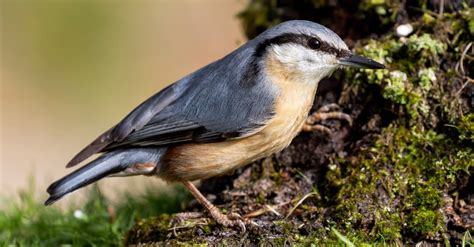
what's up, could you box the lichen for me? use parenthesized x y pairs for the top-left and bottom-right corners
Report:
(417, 68), (435, 93)
(406, 34), (447, 60)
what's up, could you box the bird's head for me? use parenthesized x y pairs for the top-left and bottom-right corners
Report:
(254, 20), (384, 84)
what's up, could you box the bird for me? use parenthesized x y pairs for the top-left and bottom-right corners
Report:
(45, 20), (384, 230)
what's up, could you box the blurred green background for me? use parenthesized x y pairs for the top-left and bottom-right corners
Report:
(0, 0), (245, 204)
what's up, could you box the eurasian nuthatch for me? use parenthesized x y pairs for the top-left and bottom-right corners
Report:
(45, 20), (384, 230)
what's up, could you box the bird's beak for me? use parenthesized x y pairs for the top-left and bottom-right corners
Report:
(338, 52), (385, 69)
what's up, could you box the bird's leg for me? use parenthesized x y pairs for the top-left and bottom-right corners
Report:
(302, 103), (352, 135)
(182, 181), (246, 232)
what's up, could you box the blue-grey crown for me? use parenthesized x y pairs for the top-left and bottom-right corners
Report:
(255, 20), (348, 52)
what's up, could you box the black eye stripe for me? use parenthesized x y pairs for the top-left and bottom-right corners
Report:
(255, 33), (344, 57)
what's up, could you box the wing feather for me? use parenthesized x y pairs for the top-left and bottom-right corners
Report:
(66, 40), (279, 168)
(66, 83), (183, 167)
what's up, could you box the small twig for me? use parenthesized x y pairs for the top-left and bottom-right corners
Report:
(455, 42), (473, 96)
(407, 6), (440, 18)
(285, 192), (319, 219)
(439, 0), (444, 17)
(456, 78), (474, 96)
(459, 42), (472, 76)
(244, 204), (282, 218)
(265, 205), (282, 217)
(295, 169), (313, 187)
(332, 228), (356, 247)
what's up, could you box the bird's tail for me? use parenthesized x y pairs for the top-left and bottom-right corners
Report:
(45, 148), (166, 205)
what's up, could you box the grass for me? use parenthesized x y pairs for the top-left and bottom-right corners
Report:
(331, 228), (355, 247)
(0, 182), (191, 246)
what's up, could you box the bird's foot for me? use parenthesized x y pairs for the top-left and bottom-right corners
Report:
(302, 103), (352, 135)
(171, 210), (252, 233)
(182, 181), (254, 233)
(207, 207), (250, 233)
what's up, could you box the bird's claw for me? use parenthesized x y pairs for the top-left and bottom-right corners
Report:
(210, 208), (249, 233)
(302, 103), (352, 134)
(171, 209), (251, 233)
(181, 181), (253, 234)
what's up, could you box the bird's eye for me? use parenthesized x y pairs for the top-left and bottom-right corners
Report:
(308, 38), (321, 50)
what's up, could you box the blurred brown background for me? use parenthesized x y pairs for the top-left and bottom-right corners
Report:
(0, 0), (245, 203)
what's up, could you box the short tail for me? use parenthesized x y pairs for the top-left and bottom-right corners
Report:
(45, 148), (166, 205)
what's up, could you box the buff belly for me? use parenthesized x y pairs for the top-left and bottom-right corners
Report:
(158, 110), (311, 182)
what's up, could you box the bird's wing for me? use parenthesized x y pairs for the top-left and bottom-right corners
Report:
(66, 83), (185, 167)
(102, 113), (235, 150)
(104, 57), (278, 150)
(67, 42), (278, 168)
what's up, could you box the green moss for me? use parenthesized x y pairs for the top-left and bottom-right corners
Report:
(237, 0), (282, 39)
(457, 113), (474, 141)
(383, 70), (411, 105)
(348, 15), (473, 122)
(349, 38), (428, 120)
(126, 214), (215, 245)
(469, 18), (474, 35)
(406, 34), (446, 59)
(358, 0), (403, 24)
(375, 213), (403, 240)
(406, 208), (441, 236)
(411, 186), (442, 209)
(328, 123), (473, 243)
(126, 215), (172, 241)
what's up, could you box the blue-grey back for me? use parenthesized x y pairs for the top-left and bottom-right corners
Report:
(158, 39), (278, 134)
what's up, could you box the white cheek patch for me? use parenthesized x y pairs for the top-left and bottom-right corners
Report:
(271, 44), (305, 68)
(270, 44), (338, 83)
